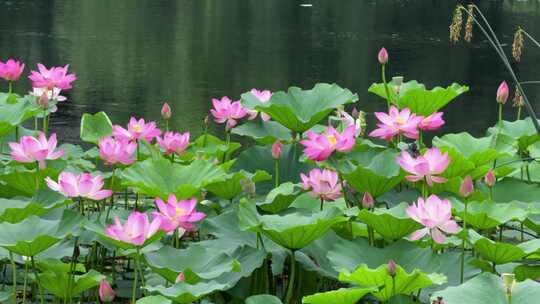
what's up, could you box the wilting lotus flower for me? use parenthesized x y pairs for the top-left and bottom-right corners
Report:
(459, 175), (474, 198)
(30, 87), (66, 102)
(157, 132), (190, 155)
(396, 147), (450, 186)
(337, 109), (362, 136)
(106, 212), (162, 246)
(406, 194), (459, 244)
(0, 59), (25, 81)
(45, 172), (113, 200)
(28, 63), (76, 90)
(418, 112), (445, 131)
(300, 125), (356, 161)
(98, 279), (115, 302)
(99, 136), (137, 165)
(497, 81), (509, 104)
(113, 117), (161, 142)
(152, 194), (206, 233)
(369, 106), (423, 141)
(9, 132), (64, 169)
(249, 89), (272, 121)
(210, 96), (248, 130)
(271, 140), (282, 160)
(300, 168), (342, 202)
(161, 102), (172, 119)
(378, 47), (389, 65)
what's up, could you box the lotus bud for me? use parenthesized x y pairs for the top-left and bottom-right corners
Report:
(362, 192), (374, 209)
(175, 272), (185, 283)
(387, 260), (397, 277)
(459, 175), (474, 198)
(484, 170), (496, 187)
(271, 140), (283, 160)
(161, 102), (172, 120)
(512, 28), (524, 62)
(98, 279), (115, 302)
(378, 47), (388, 65)
(497, 81), (509, 104)
(38, 92), (49, 108)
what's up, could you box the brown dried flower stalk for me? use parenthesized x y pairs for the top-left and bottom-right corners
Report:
(512, 27), (524, 62)
(464, 5), (474, 42)
(449, 6), (463, 44)
(513, 85), (524, 107)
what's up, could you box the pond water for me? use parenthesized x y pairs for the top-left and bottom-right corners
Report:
(1, 0), (540, 142)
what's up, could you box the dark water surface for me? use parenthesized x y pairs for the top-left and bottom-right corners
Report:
(1, 0), (540, 142)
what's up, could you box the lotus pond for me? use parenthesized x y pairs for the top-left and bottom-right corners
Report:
(2, 11), (540, 304)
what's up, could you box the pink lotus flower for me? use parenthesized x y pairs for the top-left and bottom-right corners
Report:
(418, 112), (445, 131)
(45, 172), (112, 200)
(378, 47), (389, 65)
(362, 192), (375, 209)
(152, 194), (206, 233)
(9, 132), (64, 169)
(396, 147), (450, 186)
(250, 89), (272, 121)
(300, 125), (356, 161)
(28, 63), (76, 90)
(406, 194), (459, 244)
(210, 96), (248, 130)
(30, 87), (67, 102)
(157, 132), (190, 155)
(99, 136), (137, 165)
(98, 280), (115, 302)
(497, 81), (509, 104)
(161, 102), (172, 119)
(0, 59), (25, 81)
(113, 117), (161, 142)
(460, 175), (474, 198)
(271, 140), (282, 160)
(106, 212), (162, 246)
(300, 168), (342, 201)
(370, 106), (423, 141)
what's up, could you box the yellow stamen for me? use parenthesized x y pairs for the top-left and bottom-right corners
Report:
(327, 135), (337, 146)
(175, 207), (186, 217)
(133, 124), (142, 133)
(395, 116), (406, 125)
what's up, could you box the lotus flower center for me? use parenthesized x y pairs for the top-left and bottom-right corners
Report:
(175, 207), (186, 217)
(133, 124), (142, 133)
(326, 135), (337, 146)
(395, 116), (406, 125)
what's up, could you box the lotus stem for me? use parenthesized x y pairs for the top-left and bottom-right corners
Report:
(9, 252), (16, 298)
(517, 106), (522, 120)
(42, 109), (47, 135)
(460, 199), (468, 283)
(320, 197), (324, 211)
(274, 160), (279, 188)
(30, 256), (44, 304)
(391, 276), (396, 300)
(382, 64), (391, 110)
(131, 249), (141, 304)
(8, 81), (12, 94)
(284, 250), (296, 304)
(165, 120), (169, 133)
(498, 103), (503, 124)
(22, 260), (28, 303)
(106, 167), (116, 222)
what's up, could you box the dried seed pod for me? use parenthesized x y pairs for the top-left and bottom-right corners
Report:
(513, 85), (524, 108)
(512, 28), (524, 62)
(449, 6), (463, 44)
(464, 5), (474, 42)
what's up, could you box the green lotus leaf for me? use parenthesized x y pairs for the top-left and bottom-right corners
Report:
(368, 81), (468, 116)
(433, 132), (513, 166)
(454, 201), (528, 230)
(488, 118), (540, 151)
(37, 259), (104, 299)
(0, 166), (63, 198)
(357, 203), (422, 241)
(302, 287), (376, 304)
(241, 83), (358, 132)
(146, 246), (265, 303)
(514, 264), (540, 281)
(470, 234), (540, 265)
(432, 272), (540, 304)
(137, 296), (173, 304)
(257, 182), (302, 213)
(339, 263), (446, 302)
(189, 134), (241, 160)
(258, 207), (346, 250)
(233, 143), (311, 194)
(0, 188), (68, 223)
(0, 93), (40, 136)
(144, 245), (241, 283)
(231, 120), (292, 144)
(340, 149), (403, 197)
(121, 158), (227, 199)
(79, 111), (113, 144)
(206, 170), (271, 200)
(492, 178), (540, 203)
(246, 295), (283, 304)
(0, 215), (76, 256)
(200, 210), (256, 251)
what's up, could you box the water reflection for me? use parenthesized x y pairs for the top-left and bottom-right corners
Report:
(0, 0), (539, 142)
